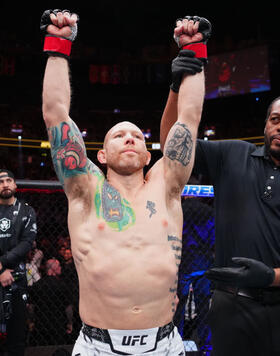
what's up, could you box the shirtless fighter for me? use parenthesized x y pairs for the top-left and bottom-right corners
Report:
(40, 9), (210, 355)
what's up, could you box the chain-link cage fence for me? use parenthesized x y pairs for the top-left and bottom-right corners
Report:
(0, 180), (214, 356)
(175, 196), (214, 355)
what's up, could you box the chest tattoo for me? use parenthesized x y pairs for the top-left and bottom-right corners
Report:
(94, 178), (135, 231)
(146, 200), (157, 218)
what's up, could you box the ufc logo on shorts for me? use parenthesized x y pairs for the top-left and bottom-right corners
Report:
(122, 335), (148, 346)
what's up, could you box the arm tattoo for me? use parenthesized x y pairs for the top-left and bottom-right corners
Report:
(48, 121), (98, 185)
(165, 122), (193, 166)
(168, 234), (182, 313)
(146, 200), (157, 218)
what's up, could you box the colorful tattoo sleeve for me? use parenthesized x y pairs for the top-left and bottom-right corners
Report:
(48, 120), (101, 185)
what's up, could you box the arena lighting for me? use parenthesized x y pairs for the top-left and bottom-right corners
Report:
(0, 135), (266, 149)
(10, 123), (23, 134)
(152, 143), (161, 150)
(203, 126), (216, 139)
(81, 129), (87, 138)
(142, 128), (151, 139)
(41, 141), (51, 148)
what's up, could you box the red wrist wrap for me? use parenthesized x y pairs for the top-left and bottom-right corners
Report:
(43, 36), (72, 57)
(182, 43), (207, 59)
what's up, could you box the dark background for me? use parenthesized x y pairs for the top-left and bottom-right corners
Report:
(1, 2), (280, 178)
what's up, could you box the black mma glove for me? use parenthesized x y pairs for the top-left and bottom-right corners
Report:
(174, 16), (212, 64)
(205, 257), (275, 288)
(40, 9), (78, 59)
(170, 49), (204, 93)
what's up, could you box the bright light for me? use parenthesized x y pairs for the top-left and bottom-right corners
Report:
(152, 143), (161, 150)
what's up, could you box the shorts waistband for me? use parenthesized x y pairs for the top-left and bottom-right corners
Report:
(81, 321), (175, 344)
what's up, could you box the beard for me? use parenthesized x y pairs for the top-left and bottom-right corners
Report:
(0, 189), (16, 200)
(264, 134), (280, 162)
(110, 159), (143, 176)
(106, 151), (149, 176)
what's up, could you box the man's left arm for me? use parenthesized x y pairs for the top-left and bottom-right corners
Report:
(160, 16), (211, 151)
(0, 205), (37, 270)
(163, 68), (205, 192)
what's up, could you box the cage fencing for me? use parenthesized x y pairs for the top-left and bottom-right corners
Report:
(0, 180), (214, 355)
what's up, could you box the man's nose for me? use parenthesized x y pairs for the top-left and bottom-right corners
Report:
(124, 134), (135, 144)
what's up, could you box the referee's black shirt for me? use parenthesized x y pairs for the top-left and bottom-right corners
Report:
(193, 139), (280, 268)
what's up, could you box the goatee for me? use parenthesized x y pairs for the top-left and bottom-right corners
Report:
(264, 136), (280, 162)
(0, 190), (15, 200)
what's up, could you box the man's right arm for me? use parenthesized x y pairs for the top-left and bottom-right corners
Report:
(41, 10), (103, 199)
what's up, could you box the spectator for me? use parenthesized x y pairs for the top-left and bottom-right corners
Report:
(26, 241), (44, 287)
(28, 258), (73, 346)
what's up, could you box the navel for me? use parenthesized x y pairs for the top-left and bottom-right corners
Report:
(132, 306), (142, 314)
(162, 219), (168, 228)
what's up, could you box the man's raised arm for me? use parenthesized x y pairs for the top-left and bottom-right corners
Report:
(162, 17), (211, 191)
(41, 9), (77, 127)
(163, 64), (205, 191)
(160, 16), (211, 151)
(41, 10), (102, 198)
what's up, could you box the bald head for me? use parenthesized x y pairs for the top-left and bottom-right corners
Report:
(103, 121), (144, 148)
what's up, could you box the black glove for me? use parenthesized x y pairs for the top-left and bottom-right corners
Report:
(170, 49), (204, 93)
(174, 16), (212, 64)
(40, 9), (78, 59)
(205, 257), (275, 288)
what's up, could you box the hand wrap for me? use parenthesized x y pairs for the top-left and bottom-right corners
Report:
(174, 16), (212, 64)
(40, 9), (78, 59)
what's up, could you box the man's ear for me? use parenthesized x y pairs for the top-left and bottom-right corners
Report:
(97, 149), (106, 164)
